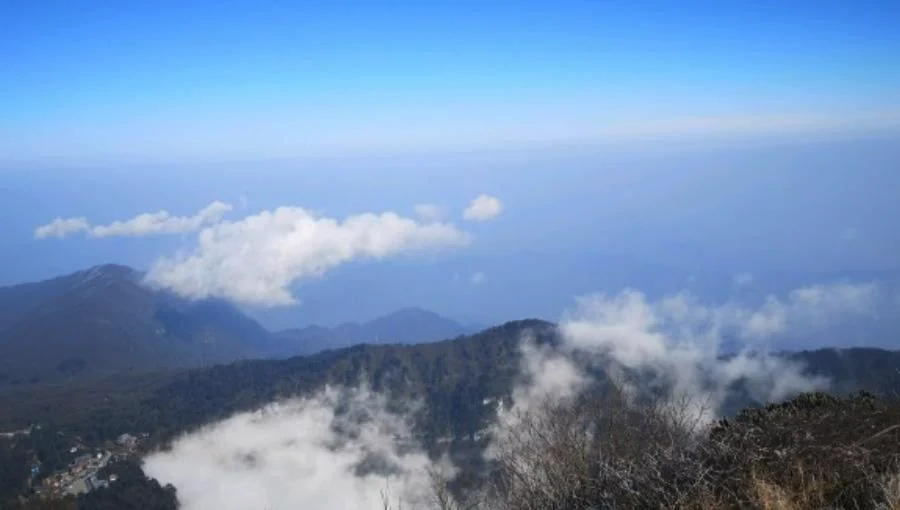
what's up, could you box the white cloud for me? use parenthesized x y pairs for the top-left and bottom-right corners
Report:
(33, 201), (233, 239)
(462, 194), (503, 222)
(145, 386), (450, 510)
(413, 203), (444, 221)
(557, 290), (833, 425)
(33, 217), (90, 239)
(145, 207), (472, 306)
(732, 281), (880, 341)
(91, 201), (233, 238)
(501, 282), (876, 429)
(505, 335), (587, 417)
(470, 272), (486, 285)
(553, 283), (879, 423)
(788, 281), (879, 315)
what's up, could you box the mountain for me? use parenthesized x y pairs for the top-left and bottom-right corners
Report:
(139, 335), (900, 450)
(269, 306), (481, 357)
(0, 265), (489, 384)
(0, 264), (272, 385)
(33, 319), (552, 444)
(6, 317), (898, 449)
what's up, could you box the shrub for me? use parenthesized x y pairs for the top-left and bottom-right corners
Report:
(457, 390), (900, 509)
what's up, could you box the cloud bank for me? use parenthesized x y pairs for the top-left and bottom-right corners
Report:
(33, 217), (91, 239)
(556, 291), (830, 424)
(145, 386), (447, 510)
(463, 194), (503, 222)
(34, 201), (233, 239)
(504, 281), (876, 427)
(145, 207), (471, 306)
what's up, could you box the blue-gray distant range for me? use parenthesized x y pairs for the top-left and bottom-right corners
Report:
(0, 262), (897, 386)
(0, 264), (482, 385)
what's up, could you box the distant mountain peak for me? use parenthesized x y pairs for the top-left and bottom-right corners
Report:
(271, 307), (484, 357)
(77, 263), (140, 280)
(377, 306), (445, 320)
(69, 264), (142, 292)
(0, 263), (271, 384)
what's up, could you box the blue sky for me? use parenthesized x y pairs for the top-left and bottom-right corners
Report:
(2, 1), (899, 161)
(2, 1), (899, 329)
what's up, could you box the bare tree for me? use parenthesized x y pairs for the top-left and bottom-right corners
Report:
(384, 389), (900, 509)
(484, 386), (714, 510)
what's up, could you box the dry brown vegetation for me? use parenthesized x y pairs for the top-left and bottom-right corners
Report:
(703, 391), (900, 509)
(407, 389), (900, 510)
(482, 389), (709, 510)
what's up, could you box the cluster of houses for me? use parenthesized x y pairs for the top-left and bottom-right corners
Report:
(35, 432), (143, 498)
(37, 450), (111, 497)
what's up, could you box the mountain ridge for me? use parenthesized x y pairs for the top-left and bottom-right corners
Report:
(0, 264), (487, 384)
(271, 306), (482, 356)
(0, 264), (270, 384)
(3, 317), (897, 448)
